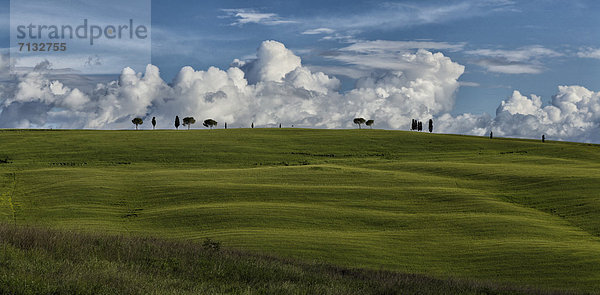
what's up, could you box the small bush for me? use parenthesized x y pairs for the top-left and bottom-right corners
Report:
(202, 238), (221, 252)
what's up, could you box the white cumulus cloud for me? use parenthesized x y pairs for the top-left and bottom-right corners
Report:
(2, 41), (600, 143)
(437, 86), (600, 143)
(243, 40), (302, 84)
(0, 40), (463, 131)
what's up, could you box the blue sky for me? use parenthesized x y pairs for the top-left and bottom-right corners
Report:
(143, 0), (600, 116)
(1, 0), (600, 142)
(3, 0), (599, 114)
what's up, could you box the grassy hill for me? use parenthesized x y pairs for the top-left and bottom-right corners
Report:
(1, 128), (599, 293)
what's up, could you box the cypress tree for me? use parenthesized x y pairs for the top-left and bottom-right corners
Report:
(428, 119), (433, 133)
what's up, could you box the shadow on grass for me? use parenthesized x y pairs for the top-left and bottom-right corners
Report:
(0, 224), (582, 295)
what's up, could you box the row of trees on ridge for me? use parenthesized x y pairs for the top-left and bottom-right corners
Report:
(132, 116), (436, 133)
(131, 116), (218, 130)
(411, 119), (433, 133)
(353, 118), (374, 129)
(131, 116), (548, 143)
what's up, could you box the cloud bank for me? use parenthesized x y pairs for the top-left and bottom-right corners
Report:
(1, 40), (599, 143)
(0, 40), (463, 131)
(440, 87), (600, 143)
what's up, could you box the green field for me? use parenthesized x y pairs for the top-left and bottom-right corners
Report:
(1, 129), (600, 293)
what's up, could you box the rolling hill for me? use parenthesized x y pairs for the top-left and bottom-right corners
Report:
(1, 128), (599, 293)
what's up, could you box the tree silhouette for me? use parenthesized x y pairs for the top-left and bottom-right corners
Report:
(542, 134), (545, 143)
(251, 122), (254, 128)
(175, 116), (180, 130)
(428, 119), (433, 133)
(490, 131), (493, 139)
(182, 117), (196, 130)
(151, 117), (156, 130)
(203, 119), (218, 129)
(366, 119), (374, 129)
(417, 121), (423, 132)
(353, 118), (366, 129)
(411, 119), (417, 131)
(225, 122), (227, 129)
(132, 117), (143, 130)
(279, 123), (282, 128)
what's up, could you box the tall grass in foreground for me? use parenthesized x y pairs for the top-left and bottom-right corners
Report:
(0, 224), (579, 295)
